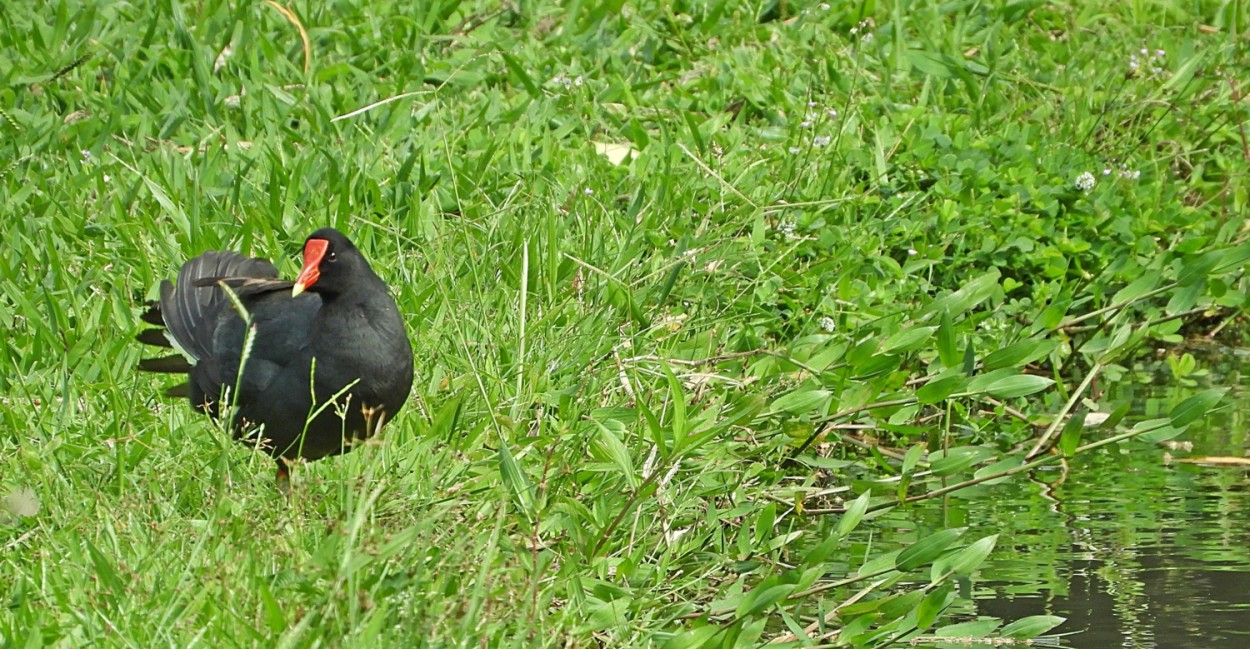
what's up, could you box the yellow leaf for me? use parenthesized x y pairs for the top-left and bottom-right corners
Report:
(592, 141), (637, 165)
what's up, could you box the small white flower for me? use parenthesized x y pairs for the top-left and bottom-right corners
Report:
(819, 316), (835, 332)
(788, 146), (801, 154)
(800, 120), (812, 128)
(808, 100), (817, 108)
(777, 219), (798, 240)
(1155, 49), (1165, 57)
(907, 248), (918, 256)
(827, 109), (838, 118)
(583, 187), (594, 195)
(860, 32), (874, 44)
(819, 2), (830, 9)
(80, 149), (91, 161)
(1075, 171), (1096, 192)
(102, 174), (111, 183)
(812, 135), (831, 147)
(1140, 48), (1148, 56)
(1113, 163), (1137, 180)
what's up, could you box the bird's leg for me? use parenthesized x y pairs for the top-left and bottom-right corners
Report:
(275, 458), (292, 497)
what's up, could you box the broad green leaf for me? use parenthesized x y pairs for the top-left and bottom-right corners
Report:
(859, 549), (904, 576)
(803, 535), (841, 567)
(1165, 281), (1203, 315)
(1133, 417), (1172, 432)
(86, 541), (123, 595)
(1134, 418), (1185, 443)
(901, 445), (924, 475)
(896, 527), (966, 571)
(1168, 388), (1227, 428)
(982, 339), (1057, 371)
(845, 338), (879, 366)
(807, 340), (848, 371)
(936, 534), (998, 578)
(916, 585), (955, 630)
(498, 444), (534, 515)
(1213, 242), (1250, 275)
(936, 619), (1001, 637)
(906, 50), (985, 77)
(881, 326), (937, 354)
(771, 388), (832, 415)
(1104, 323), (1139, 357)
(662, 626), (720, 649)
(1058, 409), (1087, 456)
(1038, 300), (1069, 330)
(972, 456), (1023, 484)
(851, 353), (900, 378)
(937, 310), (959, 367)
(982, 374), (1054, 399)
(877, 589), (927, 618)
(430, 394), (464, 442)
(965, 368), (1019, 392)
(1000, 615), (1066, 639)
(664, 364), (688, 438)
(1162, 46), (1204, 90)
(999, 0), (1047, 23)
(584, 597), (632, 631)
(501, 53), (540, 97)
(593, 419), (637, 488)
(923, 269), (1001, 320)
(930, 446), (995, 476)
(752, 503), (776, 547)
(1112, 270), (1160, 304)
(836, 491), (872, 539)
(1100, 401), (1133, 430)
(908, 50), (956, 78)
(257, 580), (286, 633)
(916, 375), (967, 404)
(722, 394), (766, 429)
(638, 396), (669, 458)
(1177, 250), (1222, 286)
(735, 584), (795, 618)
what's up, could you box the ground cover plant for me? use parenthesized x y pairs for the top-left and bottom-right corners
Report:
(2, 0), (1248, 646)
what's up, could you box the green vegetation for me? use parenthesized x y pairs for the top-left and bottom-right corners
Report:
(2, 0), (1247, 646)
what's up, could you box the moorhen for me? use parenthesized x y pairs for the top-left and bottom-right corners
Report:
(138, 228), (414, 489)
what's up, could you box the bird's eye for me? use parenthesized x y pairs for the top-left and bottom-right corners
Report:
(327, 251), (337, 263)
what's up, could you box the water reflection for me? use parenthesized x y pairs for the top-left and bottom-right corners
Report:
(884, 373), (1250, 647)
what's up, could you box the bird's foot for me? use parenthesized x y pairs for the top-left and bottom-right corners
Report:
(275, 460), (291, 498)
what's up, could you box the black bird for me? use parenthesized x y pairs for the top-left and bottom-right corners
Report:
(138, 228), (414, 489)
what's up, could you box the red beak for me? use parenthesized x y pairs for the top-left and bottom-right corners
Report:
(292, 238), (329, 297)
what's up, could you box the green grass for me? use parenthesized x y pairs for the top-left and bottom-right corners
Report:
(2, 0), (1248, 646)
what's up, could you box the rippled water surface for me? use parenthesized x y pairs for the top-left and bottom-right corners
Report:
(871, 363), (1250, 647)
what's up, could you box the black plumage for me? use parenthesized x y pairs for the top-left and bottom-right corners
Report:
(138, 228), (414, 487)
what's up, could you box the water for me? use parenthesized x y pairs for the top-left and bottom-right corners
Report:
(880, 367), (1250, 647)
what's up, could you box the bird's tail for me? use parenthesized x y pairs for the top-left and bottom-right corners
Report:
(136, 251), (279, 394)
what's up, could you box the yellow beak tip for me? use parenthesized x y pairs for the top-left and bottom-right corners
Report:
(291, 284), (306, 298)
